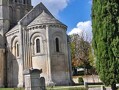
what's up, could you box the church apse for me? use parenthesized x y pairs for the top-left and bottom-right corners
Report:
(4, 2), (72, 87)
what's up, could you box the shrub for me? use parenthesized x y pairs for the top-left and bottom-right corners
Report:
(78, 77), (84, 84)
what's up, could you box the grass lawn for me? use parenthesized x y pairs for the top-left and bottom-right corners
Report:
(0, 89), (13, 90)
(0, 88), (24, 90)
(0, 87), (86, 90)
(47, 86), (86, 90)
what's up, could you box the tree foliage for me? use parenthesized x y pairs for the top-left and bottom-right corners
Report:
(69, 34), (94, 70)
(92, 0), (119, 89)
(88, 45), (95, 67)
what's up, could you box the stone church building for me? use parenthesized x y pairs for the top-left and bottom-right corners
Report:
(0, 0), (72, 88)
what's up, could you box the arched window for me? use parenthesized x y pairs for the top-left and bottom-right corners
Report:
(23, 0), (28, 4)
(15, 0), (17, 2)
(26, 0), (29, 4)
(15, 42), (19, 57)
(36, 38), (40, 53)
(16, 9), (21, 21)
(23, 0), (25, 4)
(28, 0), (31, 5)
(55, 38), (60, 52)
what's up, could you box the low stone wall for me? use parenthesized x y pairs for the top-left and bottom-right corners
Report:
(72, 75), (102, 84)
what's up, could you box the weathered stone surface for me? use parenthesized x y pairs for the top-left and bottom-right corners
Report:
(0, 49), (5, 87)
(24, 69), (45, 90)
(0, 0), (72, 87)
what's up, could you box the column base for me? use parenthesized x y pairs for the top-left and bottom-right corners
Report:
(17, 83), (23, 87)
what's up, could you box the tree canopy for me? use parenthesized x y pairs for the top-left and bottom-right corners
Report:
(69, 34), (95, 75)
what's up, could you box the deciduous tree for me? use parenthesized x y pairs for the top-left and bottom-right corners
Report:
(70, 34), (94, 74)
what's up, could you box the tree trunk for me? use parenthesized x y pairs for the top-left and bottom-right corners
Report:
(111, 83), (117, 90)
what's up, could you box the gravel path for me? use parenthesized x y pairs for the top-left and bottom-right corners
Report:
(88, 87), (112, 90)
(88, 88), (100, 90)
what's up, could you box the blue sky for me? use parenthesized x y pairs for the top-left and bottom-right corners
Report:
(32, 0), (92, 40)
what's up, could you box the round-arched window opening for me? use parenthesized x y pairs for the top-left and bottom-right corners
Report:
(15, 42), (19, 57)
(36, 38), (40, 53)
(55, 38), (60, 52)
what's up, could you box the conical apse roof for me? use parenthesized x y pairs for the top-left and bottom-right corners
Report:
(28, 10), (64, 26)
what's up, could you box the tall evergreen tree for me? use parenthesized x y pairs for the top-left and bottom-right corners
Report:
(92, 0), (119, 90)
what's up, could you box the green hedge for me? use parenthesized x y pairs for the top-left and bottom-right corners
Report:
(78, 77), (84, 84)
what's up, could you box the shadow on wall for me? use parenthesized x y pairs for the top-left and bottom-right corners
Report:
(0, 34), (19, 87)
(7, 44), (19, 87)
(0, 34), (4, 48)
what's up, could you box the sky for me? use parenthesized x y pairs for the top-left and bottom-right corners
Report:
(32, 0), (92, 41)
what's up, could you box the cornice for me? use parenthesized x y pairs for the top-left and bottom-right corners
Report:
(27, 23), (67, 30)
(6, 29), (19, 37)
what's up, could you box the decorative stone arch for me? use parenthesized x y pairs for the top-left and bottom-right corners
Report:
(30, 32), (45, 44)
(52, 31), (64, 53)
(11, 36), (19, 57)
(52, 31), (63, 39)
(30, 32), (45, 55)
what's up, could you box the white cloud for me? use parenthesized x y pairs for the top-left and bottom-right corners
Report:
(32, 0), (69, 17)
(68, 21), (92, 41)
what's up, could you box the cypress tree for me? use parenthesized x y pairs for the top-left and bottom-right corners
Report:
(92, 0), (119, 90)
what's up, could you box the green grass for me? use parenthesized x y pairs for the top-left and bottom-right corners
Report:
(0, 88), (24, 90)
(0, 89), (13, 90)
(47, 88), (86, 90)
(0, 87), (86, 90)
